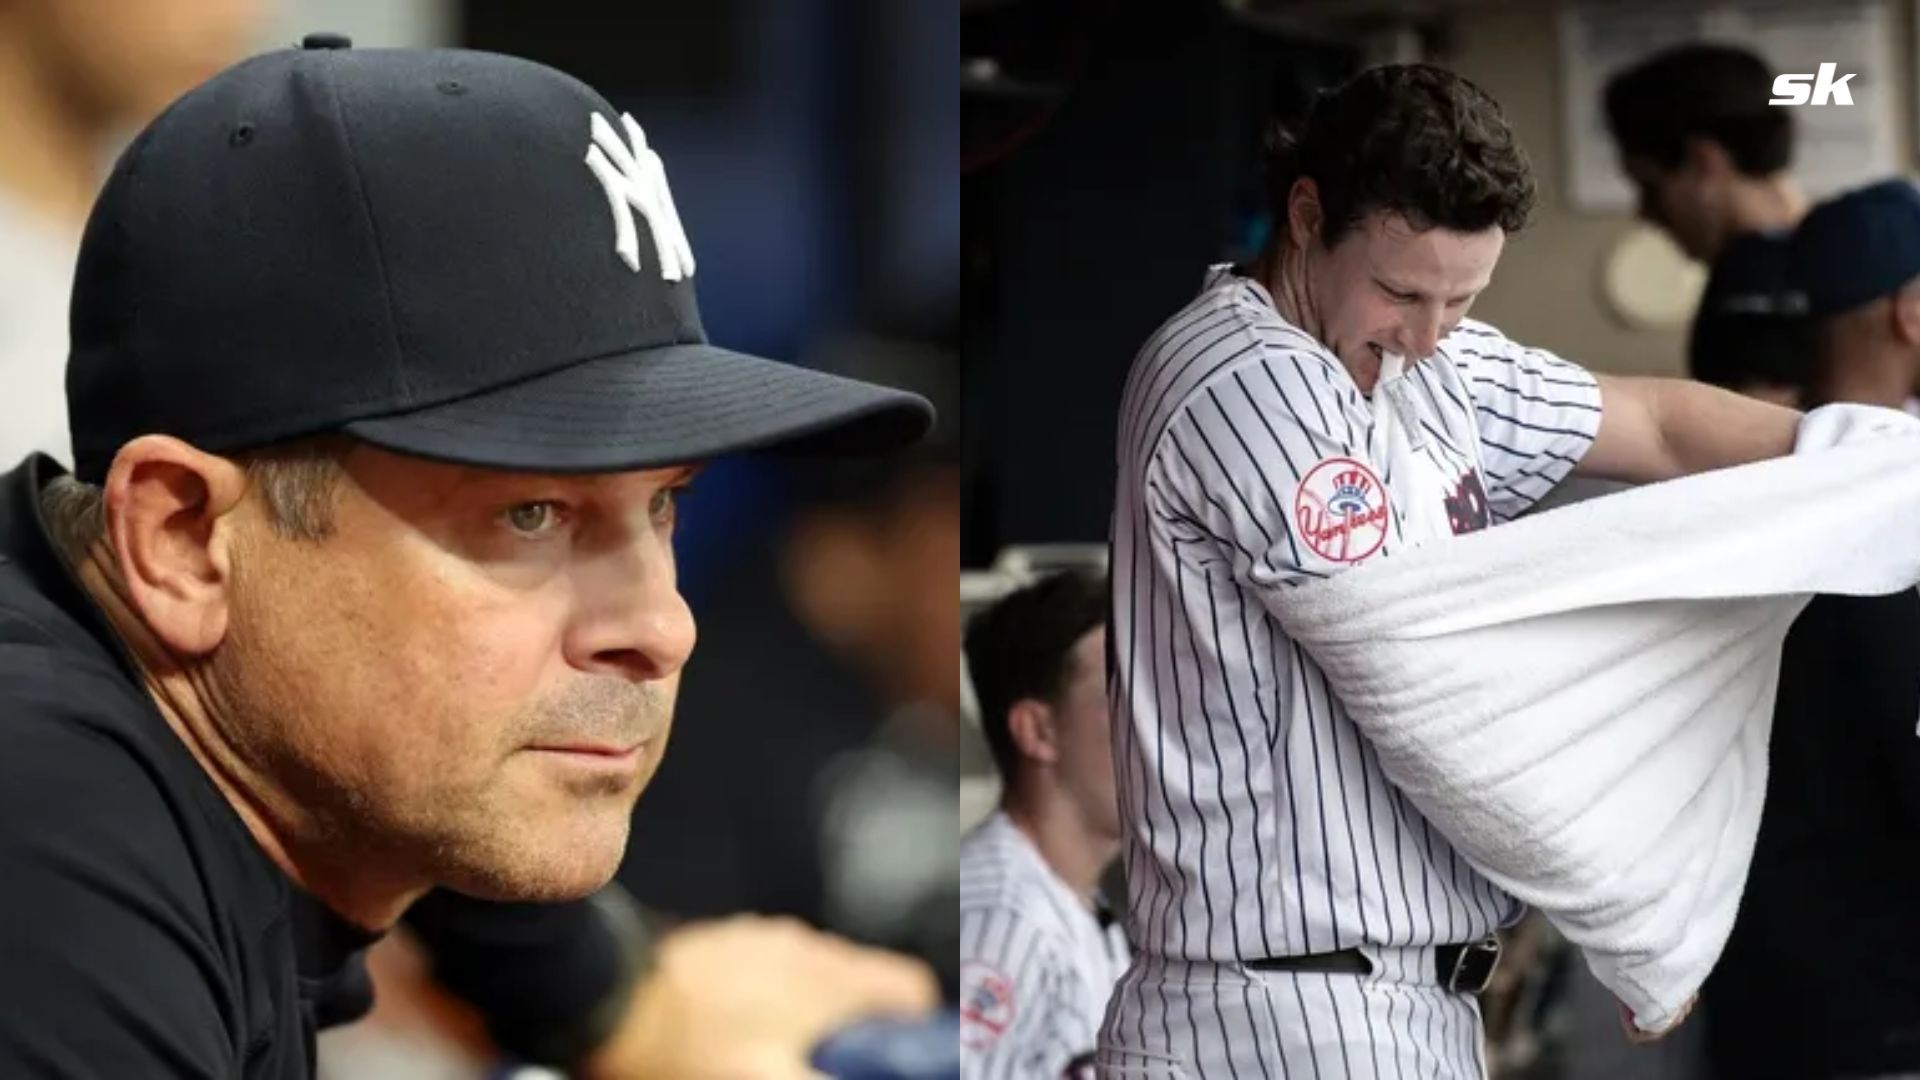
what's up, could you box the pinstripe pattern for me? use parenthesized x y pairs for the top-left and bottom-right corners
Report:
(1096, 953), (1485, 1079)
(1100, 267), (1601, 1075)
(962, 812), (1131, 1079)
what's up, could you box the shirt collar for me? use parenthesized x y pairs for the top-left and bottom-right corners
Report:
(288, 885), (384, 1029)
(0, 454), (140, 680)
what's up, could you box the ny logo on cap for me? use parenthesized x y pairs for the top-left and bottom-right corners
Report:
(584, 112), (695, 281)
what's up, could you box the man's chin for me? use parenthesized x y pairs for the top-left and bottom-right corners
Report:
(430, 817), (632, 902)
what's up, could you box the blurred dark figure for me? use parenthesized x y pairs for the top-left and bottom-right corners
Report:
(958, 571), (1127, 1077)
(1710, 183), (1920, 1080)
(1604, 42), (1807, 385)
(619, 330), (962, 999)
(1791, 180), (1920, 413)
(1686, 232), (1815, 404)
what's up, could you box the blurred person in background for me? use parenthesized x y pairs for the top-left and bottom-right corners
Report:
(1791, 180), (1920, 414)
(0, 0), (266, 467)
(959, 570), (1128, 1079)
(620, 328), (964, 999)
(1604, 41), (1808, 390)
(1683, 181), (1920, 1080)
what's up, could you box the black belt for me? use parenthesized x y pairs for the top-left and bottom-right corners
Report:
(1245, 935), (1503, 994)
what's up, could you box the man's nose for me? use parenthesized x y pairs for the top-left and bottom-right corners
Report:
(1399, 307), (1445, 360)
(565, 537), (697, 683)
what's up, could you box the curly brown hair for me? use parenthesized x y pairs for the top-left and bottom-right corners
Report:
(1265, 64), (1535, 248)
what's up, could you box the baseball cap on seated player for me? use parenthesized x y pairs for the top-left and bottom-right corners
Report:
(64, 34), (932, 485)
(1787, 178), (1920, 321)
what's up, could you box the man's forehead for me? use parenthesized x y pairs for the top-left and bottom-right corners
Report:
(1360, 214), (1501, 287)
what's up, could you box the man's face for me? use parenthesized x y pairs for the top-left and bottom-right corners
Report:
(15, 0), (263, 128)
(212, 445), (697, 902)
(1622, 153), (1720, 262)
(1053, 627), (1119, 840)
(1305, 210), (1504, 379)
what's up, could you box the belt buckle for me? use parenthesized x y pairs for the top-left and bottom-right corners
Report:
(1446, 935), (1502, 994)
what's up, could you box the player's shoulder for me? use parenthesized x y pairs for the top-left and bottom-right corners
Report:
(958, 818), (1080, 940)
(1142, 266), (1328, 368)
(1440, 317), (1588, 377)
(959, 815), (1042, 905)
(1133, 268), (1332, 389)
(0, 642), (216, 886)
(0, 581), (254, 922)
(0, 648), (249, 1072)
(1125, 269), (1349, 468)
(1438, 316), (1521, 363)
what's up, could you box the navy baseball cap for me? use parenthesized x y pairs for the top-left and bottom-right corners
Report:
(65, 35), (933, 485)
(1787, 178), (1920, 321)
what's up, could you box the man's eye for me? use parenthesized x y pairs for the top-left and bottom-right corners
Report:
(503, 501), (563, 536)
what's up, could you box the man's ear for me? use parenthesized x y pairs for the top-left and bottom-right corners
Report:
(100, 436), (252, 657)
(1286, 176), (1325, 252)
(1891, 279), (1920, 347)
(1006, 698), (1060, 768)
(1683, 136), (1733, 182)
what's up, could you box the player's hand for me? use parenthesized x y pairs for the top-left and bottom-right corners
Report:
(1618, 994), (1696, 1044)
(581, 914), (940, 1080)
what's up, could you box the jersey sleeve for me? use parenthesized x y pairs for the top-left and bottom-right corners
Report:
(0, 665), (235, 1078)
(1147, 346), (1392, 592)
(1445, 321), (1604, 521)
(960, 905), (1080, 1080)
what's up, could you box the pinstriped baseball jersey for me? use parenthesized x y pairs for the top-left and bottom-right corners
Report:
(960, 812), (1130, 1079)
(1109, 265), (1601, 972)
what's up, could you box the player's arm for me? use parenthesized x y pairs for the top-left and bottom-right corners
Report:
(1576, 374), (1800, 484)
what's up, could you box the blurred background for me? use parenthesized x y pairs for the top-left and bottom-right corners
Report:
(0, 0), (954, 1076)
(962, 0), (1915, 1077)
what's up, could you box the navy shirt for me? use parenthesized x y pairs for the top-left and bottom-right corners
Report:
(0, 454), (629, 1077)
(1704, 590), (1920, 1077)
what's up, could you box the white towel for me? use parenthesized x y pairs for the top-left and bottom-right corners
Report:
(1269, 403), (1920, 1034)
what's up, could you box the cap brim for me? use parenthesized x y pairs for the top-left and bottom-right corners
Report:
(341, 343), (934, 473)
